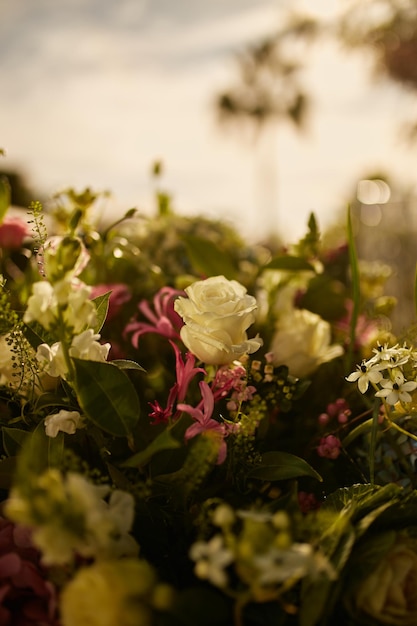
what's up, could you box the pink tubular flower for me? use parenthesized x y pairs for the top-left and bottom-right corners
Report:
(149, 343), (205, 425)
(317, 435), (342, 460)
(172, 342), (206, 403)
(124, 286), (184, 347)
(0, 216), (29, 250)
(90, 283), (131, 322)
(0, 517), (58, 625)
(178, 381), (231, 464)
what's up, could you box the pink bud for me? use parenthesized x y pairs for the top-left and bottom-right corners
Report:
(0, 216), (29, 249)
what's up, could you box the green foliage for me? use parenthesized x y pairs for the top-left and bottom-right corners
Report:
(123, 428), (181, 468)
(73, 358), (140, 436)
(265, 255), (315, 272)
(248, 450), (322, 482)
(91, 292), (110, 333)
(183, 233), (238, 279)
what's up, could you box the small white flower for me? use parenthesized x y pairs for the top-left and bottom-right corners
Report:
(189, 534), (234, 588)
(36, 342), (68, 378)
(375, 372), (417, 406)
(44, 410), (84, 437)
(70, 329), (110, 362)
(346, 360), (385, 394)
(23, 281), (57, 328)
(252, 543), (314, 585)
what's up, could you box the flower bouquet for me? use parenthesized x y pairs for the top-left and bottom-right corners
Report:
(0, 178), (417, 626)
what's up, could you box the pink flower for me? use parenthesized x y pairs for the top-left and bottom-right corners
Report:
(125, 286), (184, 347)
(335, 299), (379, 349)
(298, 491), (320, 514)
(317, 435), (342, 460)
(149, 343), (205, 424)
(90, 283), (131, 321)
(0, 517), (58, 625)
(178, 381), (231, 464)
(211, 363), (247, 401)
(0, 217), (29, 250)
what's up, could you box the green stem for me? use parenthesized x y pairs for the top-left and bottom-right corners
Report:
(56, 308), (76, 383)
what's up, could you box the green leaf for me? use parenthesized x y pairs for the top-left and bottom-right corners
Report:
(91, 292), (110, 333)
(299, 274), (346, 321)
(2, 427), (29, 457)
(73, 358), (140, 436)
(369, 399), (381, 486)
(122, 428), (181, 468)
(23, 321), (57, 350)
(14, 422), (65, 485)
(323, 483), (401, 518)
(0, 175), (10, 222)
(248, 451), (322, 482)
(183, 234), (237, 279)
(112, 359), (146, 372)
(342, 417), (374, 447)
(265, 255), (315, 272)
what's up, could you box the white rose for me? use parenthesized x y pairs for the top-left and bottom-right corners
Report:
(353, 538), (417, 625)
(174, 275), (262, 365)
(270, 308), (343, 378)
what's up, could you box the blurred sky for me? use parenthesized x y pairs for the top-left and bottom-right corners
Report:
(1, 0), (417, 241)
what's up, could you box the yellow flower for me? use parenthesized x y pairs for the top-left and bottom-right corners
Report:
(60, 559), (173, 626)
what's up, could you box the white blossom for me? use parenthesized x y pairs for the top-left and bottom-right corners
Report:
(189, 534), (234, 587)
(346, 360), (386, 394)
(375, 372), (417, 406)
(44, 410), (84, 437)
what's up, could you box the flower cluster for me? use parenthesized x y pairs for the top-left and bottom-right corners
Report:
(0, 187), (417, 626)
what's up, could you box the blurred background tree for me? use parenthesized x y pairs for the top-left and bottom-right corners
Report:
(337, 0), (417, 139)
(216, 1), (417, 332)
(215, 13), (317, 234)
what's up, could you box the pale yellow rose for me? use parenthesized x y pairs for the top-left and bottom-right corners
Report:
(174, 275), (262, 365)
(270, 308), (343, 378)
(354, 538), (417, 625)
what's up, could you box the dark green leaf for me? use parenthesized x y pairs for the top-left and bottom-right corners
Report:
(23, 321), (56, 350)
(14, 422), (65, 485)
(2, 427), (29, 457)
(265, 255), (315, 272)
(73, 358), (140, 436)
(112, 359), (146, 372)
(299, 274), (346, 320)
(369, 399), (381, 486)
(248, 451), (322, 482)
(342, 418), (374, 447)
(183, 234), (237, 279)
(122, 428), (181, 467)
